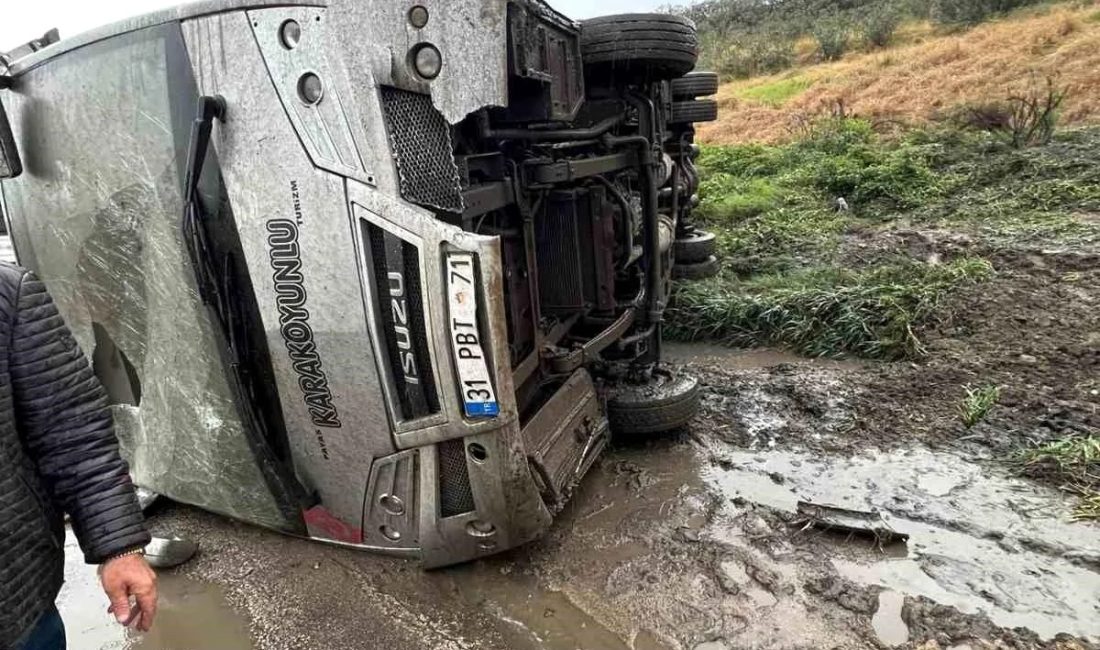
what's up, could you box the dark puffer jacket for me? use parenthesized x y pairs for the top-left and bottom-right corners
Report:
(0, 262), (150, 648)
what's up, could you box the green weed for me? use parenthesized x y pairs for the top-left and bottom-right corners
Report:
(788, 119), (942, 210)
(1019, 435), (1100, 476)
(1075, 494), (1100, 521)
(959, 383), (1000, 427)
(666, 258), (993, 360)
(1017, 435), (1100, 520)
(700, 119), (943, 218)
(737, 76), (813, 107)
(697, 143), (786, 179)
(711, 205), (849, 275)
(914, 127), (1100, 244)
(698, 177), (784, 221)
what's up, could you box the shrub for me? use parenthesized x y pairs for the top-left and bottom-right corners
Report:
(932, 0), (996, 26)
(711, 33), (796, 79)
(1005, 77), (1068, 148)
(861, 4), (903, 47)
(812, 17), (852, 61)
(951, 101), (1015, 132)
(932, 0), (1051, 27)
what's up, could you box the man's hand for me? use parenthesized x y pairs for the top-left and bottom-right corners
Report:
(99, 553), (158, 632)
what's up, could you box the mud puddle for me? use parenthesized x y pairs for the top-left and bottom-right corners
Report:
(58, 531), (253, 650)
(872, 591), (909, 646)
(703, 446), (1100, 641)
(434, 447), (692, 650)
(445, 568), (636, 650)
(663, 342), (864, 370)
(420, 385), (1098, 648)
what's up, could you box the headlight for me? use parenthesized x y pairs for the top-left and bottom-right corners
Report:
(411, 43), (443, 80)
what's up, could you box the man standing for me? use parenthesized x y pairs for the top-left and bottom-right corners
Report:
(1, 262), (157, 649)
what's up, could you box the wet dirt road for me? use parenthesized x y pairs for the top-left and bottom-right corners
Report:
(54, 346), (1100, 649)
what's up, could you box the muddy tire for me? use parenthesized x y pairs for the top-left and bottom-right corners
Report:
(672, 255), (719, 281)
(671, 71), (719, 99)
(607, 370), (700, 436)
(670, 99), (718, 124)
(674, 230), (717, 264)
(581, 14), (699, 83)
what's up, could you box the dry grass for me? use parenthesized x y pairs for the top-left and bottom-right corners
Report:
(700, 3), (1100, 144)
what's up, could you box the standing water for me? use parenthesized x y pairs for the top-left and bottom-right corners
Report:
(58, 532), (253, 650)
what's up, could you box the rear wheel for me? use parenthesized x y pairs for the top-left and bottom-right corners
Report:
(670, 99), (718, 124)
(607, 370), (700, 436)
(674, 230), (716, 264)
(672, 255), (719, 281)
(671, 71), (719, 99)
(581, 14), (699, 83)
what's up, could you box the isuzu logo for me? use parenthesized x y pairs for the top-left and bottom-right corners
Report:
(387, 271), (420, 386)
(362, 221), (440, 420)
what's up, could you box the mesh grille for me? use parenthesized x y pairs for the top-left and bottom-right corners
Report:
(379, 87), (465, 214)
(438, 439), (476, 518)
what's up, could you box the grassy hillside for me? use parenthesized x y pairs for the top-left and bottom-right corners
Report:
(696, 3), (1100, 144)
(670, 119), (1100, 354)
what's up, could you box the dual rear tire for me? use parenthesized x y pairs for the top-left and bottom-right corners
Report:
(581, 14), (698, 82)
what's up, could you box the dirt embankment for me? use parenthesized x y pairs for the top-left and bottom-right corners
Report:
(699, 4), (1100, 145)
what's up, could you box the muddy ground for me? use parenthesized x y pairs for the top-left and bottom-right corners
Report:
(61, 244), (1099, 650)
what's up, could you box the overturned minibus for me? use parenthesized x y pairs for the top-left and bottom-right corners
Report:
(0, 0), (720, 567)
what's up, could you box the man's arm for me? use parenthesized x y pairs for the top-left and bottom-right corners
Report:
(9, 270), (156, 629)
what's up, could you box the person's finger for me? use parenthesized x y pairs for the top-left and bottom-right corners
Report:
(138, 605), (155, 633)
(134, 582), (158, 632)
(104, 580), (131, 625)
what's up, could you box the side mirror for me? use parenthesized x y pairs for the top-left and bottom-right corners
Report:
(0, 92), (22, 179)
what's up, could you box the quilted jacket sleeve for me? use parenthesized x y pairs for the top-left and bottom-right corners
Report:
(8, 270), (150, 564)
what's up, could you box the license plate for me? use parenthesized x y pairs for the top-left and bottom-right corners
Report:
(446, 253), (499, 418)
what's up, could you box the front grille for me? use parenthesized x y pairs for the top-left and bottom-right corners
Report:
(363, 222), (440, 421)
(438, 439), (476, 517)
(379, 87), (465, 214)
